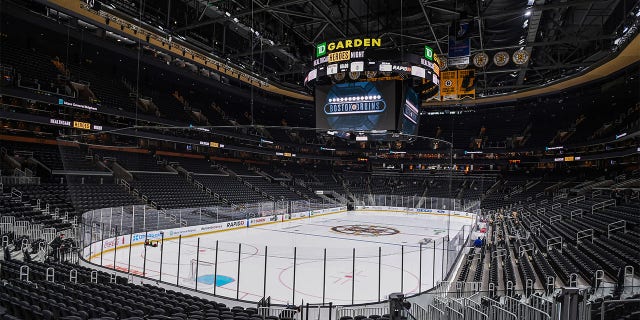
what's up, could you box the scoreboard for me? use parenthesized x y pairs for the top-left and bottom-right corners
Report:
(306, 37), (442, 94)
(310, 37), (440, 135)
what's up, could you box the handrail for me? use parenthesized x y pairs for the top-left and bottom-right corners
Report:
(568, 195), (585, 205)
(591, 198), (616, 213)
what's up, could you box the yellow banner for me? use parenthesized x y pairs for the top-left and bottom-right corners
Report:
(457, 69), (476, 99)
(440, 71), (458, 100)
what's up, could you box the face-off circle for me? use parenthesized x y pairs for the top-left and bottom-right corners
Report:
(331, 225), (400, 236)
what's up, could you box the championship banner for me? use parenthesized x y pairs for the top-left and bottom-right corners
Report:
(440, 71), (458, 100)
(457, 69), (476, 99)
(448, 37), (470, 58)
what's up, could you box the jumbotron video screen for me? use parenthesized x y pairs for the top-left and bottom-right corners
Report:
(315, 81), (399, 131)
(398, 87), (420, 136)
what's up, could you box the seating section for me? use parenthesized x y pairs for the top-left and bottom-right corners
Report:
(14, 184), (76, 217)
(164, 156), (223, 174)
(0, 192), (71, 231)
(195, 175), (267, 204)
(0, 259), (297, 320)
(370, 177), (427, 196)
(243, 177), (304, 201)
(221, 162), (257, 176)
(67, 63), (135, 113)
(342, 173), (369, 195)
(0, 41), (60, 92)
(309, 174), (345, 193)
(130, 173), (219, 209)
(67, 183), (142, 213)
(3, 142), (101, 172)
(477, 173), (640, 299)
(14, 144), (64, 171)
(94, 149), (166, 172)
(140, 88), (195, 123)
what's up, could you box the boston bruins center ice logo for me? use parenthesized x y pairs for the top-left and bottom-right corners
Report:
(331, 225), (400, 236)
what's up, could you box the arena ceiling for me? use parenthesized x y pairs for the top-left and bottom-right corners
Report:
(105, 0), (638, 96)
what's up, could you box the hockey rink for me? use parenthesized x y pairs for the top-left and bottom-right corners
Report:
(91, 210), (473, 305)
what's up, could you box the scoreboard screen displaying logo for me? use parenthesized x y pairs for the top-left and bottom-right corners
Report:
(398, 87), (420, 136)
(315, 81), (398, 131)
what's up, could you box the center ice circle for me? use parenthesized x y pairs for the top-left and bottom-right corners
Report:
(331, 224), (400, 236)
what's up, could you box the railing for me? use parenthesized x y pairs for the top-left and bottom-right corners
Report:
(119, 179), (131, 192)
(568, 195), (585, 205)
(570, 209), (583, 220)
(353, 194), (479, 212)
(546, 236), (562, 253)
(576, 229), (594, 244)
(547, 214), (561, 224)
(336, 306), (388, 319)
(591, 198), (616, 213)
(598, 299), (640, 320)
(503, 296), (551, 320)
(257, 307), (299, 319)
(552, 193), (567, 201)
(0, 175), (40, 185)
(607, 220), (626, 238)
(10, 187), (22, 200)
(0, 216), (60, 242)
